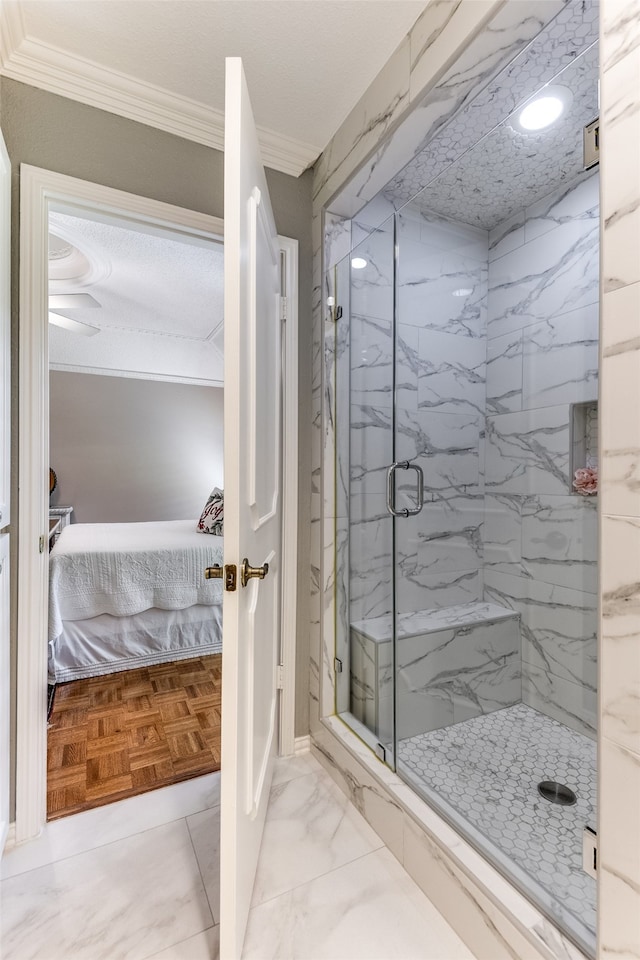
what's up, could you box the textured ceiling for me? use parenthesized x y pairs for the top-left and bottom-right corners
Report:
(49, 211), (225, 383)
(382, 0), (599, 230)
(12, 0), (426, 153)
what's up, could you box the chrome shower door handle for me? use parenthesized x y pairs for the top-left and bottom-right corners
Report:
(386, 460), (424, 517)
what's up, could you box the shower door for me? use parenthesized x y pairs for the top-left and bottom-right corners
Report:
(392, 203), (489, 753)
(333, 218), (397, 766)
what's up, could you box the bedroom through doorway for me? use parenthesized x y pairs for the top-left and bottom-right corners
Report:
(46, 205), (226, 820)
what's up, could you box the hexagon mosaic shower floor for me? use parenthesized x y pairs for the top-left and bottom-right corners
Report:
(397, 703), (596, 939)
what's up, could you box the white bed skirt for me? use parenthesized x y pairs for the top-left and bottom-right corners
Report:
(49, 603), (223, 684)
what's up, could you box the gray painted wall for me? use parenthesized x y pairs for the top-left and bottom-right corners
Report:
(0, 76), (313, 816)
(50, 372), (224, 524)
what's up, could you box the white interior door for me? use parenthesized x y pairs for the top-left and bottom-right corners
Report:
(219, 57), (282, 960)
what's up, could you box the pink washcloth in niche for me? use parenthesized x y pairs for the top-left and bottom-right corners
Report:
(573, 467), (598, 495)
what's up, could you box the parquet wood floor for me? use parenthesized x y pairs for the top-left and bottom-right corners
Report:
(47, 654), (222, 820)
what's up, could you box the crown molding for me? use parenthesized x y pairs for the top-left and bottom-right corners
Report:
(49, 362), (224, 388)
(0, 2), (319, 178)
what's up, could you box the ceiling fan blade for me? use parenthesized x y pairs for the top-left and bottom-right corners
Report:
(48, 293), (101, 309)
(48, 312), (100, 337)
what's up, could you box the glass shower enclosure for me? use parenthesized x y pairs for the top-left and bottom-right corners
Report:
(332, 18), (599, 952)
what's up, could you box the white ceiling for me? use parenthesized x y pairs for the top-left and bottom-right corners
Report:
(48, 211), (225, 384)
(0, 0), (427, 175)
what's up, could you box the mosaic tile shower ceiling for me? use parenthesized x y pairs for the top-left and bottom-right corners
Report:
(365, 0), (600, 231)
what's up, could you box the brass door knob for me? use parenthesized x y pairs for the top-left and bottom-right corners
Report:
(240, 557), (269, 588)
(205, 564), (223, 579)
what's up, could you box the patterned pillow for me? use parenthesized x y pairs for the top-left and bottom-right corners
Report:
(197, 487), (224, 535)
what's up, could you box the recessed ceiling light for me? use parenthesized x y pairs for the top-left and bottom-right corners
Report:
(351, 257), (367, 269)
(519, 96), (563, 130)
(514, 85), (572, 133)
(453, 288), (473, 297)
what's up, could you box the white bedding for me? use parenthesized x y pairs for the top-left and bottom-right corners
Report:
(49, 604), (223, 683)
(49, 519), (223, 643)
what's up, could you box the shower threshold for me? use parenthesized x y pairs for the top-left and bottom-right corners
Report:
(396, 703), (596, 949)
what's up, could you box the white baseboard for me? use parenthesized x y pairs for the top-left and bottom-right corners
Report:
(294, 735), (311, 755)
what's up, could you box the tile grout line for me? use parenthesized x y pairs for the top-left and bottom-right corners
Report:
(185, 810), (218, 928)
(0, 791), (222, 883)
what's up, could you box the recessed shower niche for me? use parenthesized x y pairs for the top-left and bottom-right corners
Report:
(328, 0), (600, 954)
(571, 401), (599, 494)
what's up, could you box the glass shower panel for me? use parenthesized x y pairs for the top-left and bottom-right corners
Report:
(334, 219), (396, 763)
(392, 205), (489, 747)
(391, 39), (599, 953)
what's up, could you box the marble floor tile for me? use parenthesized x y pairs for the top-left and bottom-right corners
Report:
(271, 751), (324, 786)
(243, 847), (475, 960)
(0, 820), (214, 960)
(187, 807), (221, 925)
(251, 769), (384, 907)
(0, 771), (221, 881)
(145, 927), (219, 960)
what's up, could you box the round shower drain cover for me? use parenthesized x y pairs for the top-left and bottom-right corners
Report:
(537, 781), (577, 806)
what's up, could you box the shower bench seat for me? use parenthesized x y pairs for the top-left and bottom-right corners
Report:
(349, 600), (521, 743)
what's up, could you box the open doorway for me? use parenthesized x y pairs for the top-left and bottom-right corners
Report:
(46, 207), (226, 819)
(15, 165), (298, 846)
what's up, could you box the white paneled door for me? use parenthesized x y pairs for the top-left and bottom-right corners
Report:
(219, 58), (283, 960)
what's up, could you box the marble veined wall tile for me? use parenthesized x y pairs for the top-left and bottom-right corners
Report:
(601, 46), (640, 292)
(599, 736), (640, 960)
(522, 663), (596, 739)
(350, 229), (395, 323)
(600, 514), (640, 755)
(350, 403), (393, 496)
(521, 494), (598, 594)
(408, 0), (498, 102)
(489, 210), (525, 263)
(485, 569), (597, 732)
(485, 406), (570, 497)
(398, 242), (488, 339)
(600, 343), (640, 518)
(324, 212), (351, 272)
(486, 330), (523, 415)
(396, 408), (482, 496)
(353, 194), (398, 239)
(488, 218), (599, 340)
(396, 323), (421, 413)
(417, 329), (486, 417)
(396, 617), (521, 740)
(415, 214), (489, 263)
(524, 171), (599, 244)
(602, 0), (640, 71)
(348, 493), (393, 624)
(599, 5), (640, 955)
(601, 275), (640, 358)
(484, 494), (522, 576)
(521, 304), (599, 410)
(350, 313), (394, 410)
(396, 566), (483, 615)
(313, 36), (411, 210)
(408, 497), (484, 578)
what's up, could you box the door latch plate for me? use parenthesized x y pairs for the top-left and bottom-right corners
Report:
(225, 564), (237, 592)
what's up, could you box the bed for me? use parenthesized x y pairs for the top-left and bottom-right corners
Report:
(48, 519), (224, 683)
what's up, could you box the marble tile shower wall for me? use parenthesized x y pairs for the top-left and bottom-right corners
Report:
(347, 224), (395, 628)
(484, 170), (600, 738)
(394, 212), (488, 614)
